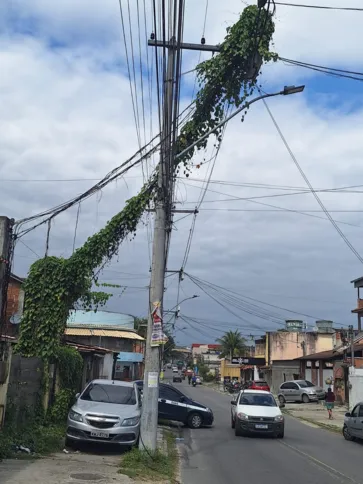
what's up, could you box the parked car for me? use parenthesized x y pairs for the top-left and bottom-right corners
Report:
(166, 363), (172, 369)
(231, 390), (285, 438)
(66, 380), (141, 448)
(134, 380), (214, 429)
(343, 403), (363, 441)
(278, 380), (325, 404)
(244, 380), (270, 392)
(173, 372), (183, 383)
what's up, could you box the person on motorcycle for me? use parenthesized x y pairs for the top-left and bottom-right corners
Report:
(192, 374), (197, 386)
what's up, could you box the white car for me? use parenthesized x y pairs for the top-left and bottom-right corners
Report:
(172, 366), (178, 373)
(231, 390), (285, 438)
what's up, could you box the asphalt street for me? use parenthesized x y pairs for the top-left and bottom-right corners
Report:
(176, 380), (363, 484)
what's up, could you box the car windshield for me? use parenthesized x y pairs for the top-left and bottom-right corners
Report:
(81, 383), (136, 405)
(254, 381), (268, 387)
(298, 380), (314, 388)
(239, 393), (276, 407)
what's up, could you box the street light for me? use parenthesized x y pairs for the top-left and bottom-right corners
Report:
(282, 85), (305, 95)
(175, 85), (305, 162)
(164, 295), (199, 315)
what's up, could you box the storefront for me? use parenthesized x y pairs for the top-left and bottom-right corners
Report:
(114, 351), (144, 381)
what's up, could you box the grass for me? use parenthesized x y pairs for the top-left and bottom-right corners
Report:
(0, 423), (66, 460)
(119, 429), (178, 482)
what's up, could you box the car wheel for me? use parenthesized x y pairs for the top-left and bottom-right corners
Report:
(302, 394), (310, 404)
(343, 425), (355, 441)
(188, 412), (203, 429)
(278, 395), (285, 405)
(231, 414), (235, 429)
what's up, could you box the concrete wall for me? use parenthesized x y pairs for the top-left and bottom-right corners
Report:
(349, 367), (363, 410)
(267, 331), (334, 363)
(6, 355), (43, 426)
(270, 360), (300, 394)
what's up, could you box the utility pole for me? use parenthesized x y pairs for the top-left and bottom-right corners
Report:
(140, 2), (221, 451)
(0, 217), (14, 352)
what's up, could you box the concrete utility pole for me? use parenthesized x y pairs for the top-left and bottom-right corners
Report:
(0, 217), (13, 345)
(140, 1), (221, 451)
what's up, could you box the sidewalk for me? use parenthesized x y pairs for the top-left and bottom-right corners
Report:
(283, 401), (347, 431)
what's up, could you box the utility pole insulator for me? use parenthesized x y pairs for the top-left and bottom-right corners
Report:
(257, 0), (268, 7)
(150, 32), (155, 40)
(201, 37), (206, 45)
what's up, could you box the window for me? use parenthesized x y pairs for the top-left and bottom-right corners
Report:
(352, 405), (359, 417)
(81, 383), (136, 405)
(358, 406), (363, 418)
(253, 381), (268, 387)
(298, 380), (314, 388)
(280, 383), (289, 390)
(291, 383), (299, 390)
(160, 386), (182, 402)
(239, 393), (276, 407)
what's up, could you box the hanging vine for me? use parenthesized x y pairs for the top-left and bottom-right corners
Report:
(16, 5), (276, 359)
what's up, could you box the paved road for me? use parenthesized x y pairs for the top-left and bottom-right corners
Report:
(177, 381), (363, 484)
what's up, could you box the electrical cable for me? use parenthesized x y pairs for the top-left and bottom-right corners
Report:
(280, 57), (363, 82)
(260, 92), (363, 264)
(275, 2), (363, 11)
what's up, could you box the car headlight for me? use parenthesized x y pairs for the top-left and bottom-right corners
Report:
(274, 415), (284, 422)
(237, 412), (249, 421)
(69, 410), (83, 422)
(121, 417), (140, 427)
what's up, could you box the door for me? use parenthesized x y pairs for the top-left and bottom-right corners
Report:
(290, 382), (301, 401)
(349, 404), (363, 437)
(281, 382), (298, 402)
(159, 385), (187, 423)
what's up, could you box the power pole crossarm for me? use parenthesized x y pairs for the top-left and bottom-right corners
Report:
(148, 40), (221, 52)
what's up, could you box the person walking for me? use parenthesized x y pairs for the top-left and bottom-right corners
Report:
(325, 387), (335, 420)
(188, 374), (192, 385)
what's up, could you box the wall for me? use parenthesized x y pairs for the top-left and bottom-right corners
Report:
(349, 366), (363, 410)
(267, 331), (334, 363)
(6, 355), (44, 426)
(270, 360), (300, 393)
(68, 310), (135, 329)
(220, 359), (241, 380)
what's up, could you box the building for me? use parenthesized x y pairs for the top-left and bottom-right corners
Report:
(65, 310), (145, 381)
(351, 276), (363, 331)
(192, 344), (222, 375)
(255, 320), (337, 393)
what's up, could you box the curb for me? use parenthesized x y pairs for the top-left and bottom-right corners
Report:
(282, 409), (342, 434)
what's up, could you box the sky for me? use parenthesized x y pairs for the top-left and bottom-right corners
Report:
(2, 0), (363, 347)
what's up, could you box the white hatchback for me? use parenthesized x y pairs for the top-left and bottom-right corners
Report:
(231, 390), (285, 438)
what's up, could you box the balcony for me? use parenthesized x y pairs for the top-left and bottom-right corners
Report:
(352, 299), (363, 313)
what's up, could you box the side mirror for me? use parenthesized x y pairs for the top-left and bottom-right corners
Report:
(231, 400), (237, 406)
(75, 393), (80, 399)
(345, 412), (351, 417)
(279, 403), (285, 409)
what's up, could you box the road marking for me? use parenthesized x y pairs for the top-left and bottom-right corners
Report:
(279, 440), (361, 484)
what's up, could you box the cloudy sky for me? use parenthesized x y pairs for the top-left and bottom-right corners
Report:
(2, 0), (363, 346)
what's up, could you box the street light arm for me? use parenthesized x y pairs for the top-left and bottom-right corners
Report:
(175, 86), (304, 162)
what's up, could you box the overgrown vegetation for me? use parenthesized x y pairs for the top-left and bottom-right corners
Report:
(0, 420), (65, 459)
(119, 430), (178, 481)
(16, 6), (276, 365)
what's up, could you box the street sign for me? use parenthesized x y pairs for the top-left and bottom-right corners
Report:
(231, 357), (266, 366)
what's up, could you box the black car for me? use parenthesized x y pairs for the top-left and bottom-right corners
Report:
(134, 380), (213, 429)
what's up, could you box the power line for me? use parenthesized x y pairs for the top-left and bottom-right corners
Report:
(280, 57), (363, 82)
(260, 93), (363, 264)
(275, 2), (363, 11)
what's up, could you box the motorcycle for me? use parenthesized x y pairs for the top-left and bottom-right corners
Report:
(192, 380), (197, 387)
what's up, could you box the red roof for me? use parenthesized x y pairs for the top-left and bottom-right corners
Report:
(192, 343), (221, 349)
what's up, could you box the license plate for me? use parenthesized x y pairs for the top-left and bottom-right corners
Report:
(91, 431), (109, 438)
(255, 424), (268, 429)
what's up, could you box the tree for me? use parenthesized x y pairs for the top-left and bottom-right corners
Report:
(217, 330), (247, 360)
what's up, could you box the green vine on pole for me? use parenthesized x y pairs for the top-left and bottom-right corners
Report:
(16, 5), (276, 360)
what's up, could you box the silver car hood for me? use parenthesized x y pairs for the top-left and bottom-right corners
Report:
(74, 399), (140, 418)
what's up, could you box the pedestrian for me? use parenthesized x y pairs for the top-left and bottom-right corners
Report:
(325, 387), (335, 420)
(188, 374), (192, 385)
